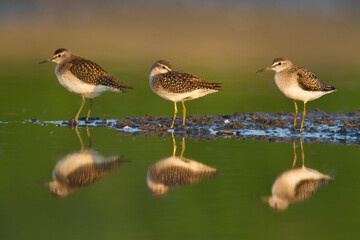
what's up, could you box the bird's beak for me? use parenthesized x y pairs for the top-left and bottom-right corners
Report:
(256, 66), (273, 73)
(39, 58), (51, 64)
(37, 180), (50, 187)
(255, 194), (270, 203)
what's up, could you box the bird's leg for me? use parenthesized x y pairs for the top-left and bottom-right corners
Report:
(293, 100), (298, 129)
(182, 101), (186, 126)
(86, 99), (93, 123)
(86, 125), (92, 149)
(300, 138), (305, 167)
(75, 126), (84, 152)
(300, 102), (306, 132)
(180, 137), (185, 158)
(75, 94), (86, 123)
(171, 102), (178, 129)
(171, 132), (177, 157)
(292, 140), (297, 168)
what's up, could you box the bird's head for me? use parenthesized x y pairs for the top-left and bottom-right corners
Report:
(39, 48), (71, 64)
(149, 60), (172, 78)
(257, 57), (293, 73)
(46, 181), (69, 198)
(261, 196), (289, 211)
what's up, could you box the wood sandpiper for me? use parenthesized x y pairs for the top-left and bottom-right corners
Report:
(45, 127), (127, 197)
(147, 134), (217, 197)
(149, 60), (222, 128)
(40, 48), (133, 123)
(257, 58), (336, 132)
(262, 139), (333, 211)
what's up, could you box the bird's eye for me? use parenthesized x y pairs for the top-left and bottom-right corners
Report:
(58, 54), (61, 57)
(162, 66), (166, 69)
(278, 62), (282, 65)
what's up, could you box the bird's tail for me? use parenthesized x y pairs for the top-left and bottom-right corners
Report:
(120, 83), (134, 89)
(324, 86), (336, 92)
(210, 82), (222, 91)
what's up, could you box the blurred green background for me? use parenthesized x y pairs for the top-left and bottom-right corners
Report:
(0, 1), (360, 240)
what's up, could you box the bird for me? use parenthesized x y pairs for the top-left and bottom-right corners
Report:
(146, 135), (217, 197)
(257, 58), (336, 132)
(149, 60), (221, 128)
(262, 139), (333, 211)
(39, 48), (133, 123)
(46, 149), (124, 197)
(45, 127), (127, 197)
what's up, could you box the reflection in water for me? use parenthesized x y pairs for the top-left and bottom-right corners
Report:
(147, 134), (218, 197)
(46, 127), (126, 197)
(263, 139), (333, 211)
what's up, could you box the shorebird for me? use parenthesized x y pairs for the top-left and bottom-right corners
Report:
(149, 60), (221, 128)
(262, 139), (333, 211)
(45, 127), (127, 197)
(147, 134), (218, 197)
(40, 48), (133, 123)
(257, 58), (336, 132)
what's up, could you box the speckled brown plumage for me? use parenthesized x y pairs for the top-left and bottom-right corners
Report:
(152, 71), (221, 93)
(290, 66), (336, 92)
(69, 56), (133, 90)
(148, 165), (217, 187)
(56, 156), (121, 188)
(294, 177), (333, 201)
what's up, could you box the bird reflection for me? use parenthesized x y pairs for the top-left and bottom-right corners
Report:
(263, 139), (333, 211)
(147, 134), (218, 197)
(46, 127), (126, 197)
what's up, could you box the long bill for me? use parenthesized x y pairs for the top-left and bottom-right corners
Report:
(39, 59), (51, 64)
(256, 66), (273, 73)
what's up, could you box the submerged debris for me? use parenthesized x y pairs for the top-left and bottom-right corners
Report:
(34, 109), (360, 146)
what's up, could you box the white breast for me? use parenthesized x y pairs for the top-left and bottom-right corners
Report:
(274, 73), (329, 103)
(55, 66), (118, 98)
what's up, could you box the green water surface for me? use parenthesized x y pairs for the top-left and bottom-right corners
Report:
(0, 62), (359, 239)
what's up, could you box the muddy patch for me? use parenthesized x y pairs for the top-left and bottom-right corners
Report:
(34, 109), (360, 146)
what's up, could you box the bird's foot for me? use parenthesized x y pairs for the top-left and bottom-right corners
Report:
(67, 118), (77, 130)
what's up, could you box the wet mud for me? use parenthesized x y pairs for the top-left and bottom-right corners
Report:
(36, 109), (360, 146)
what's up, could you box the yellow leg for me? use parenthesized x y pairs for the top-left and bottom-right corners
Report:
(75, 94), (86, 122)
(300, 102), (306, 132)
(86, 125), (92, 149)
(171, 132), (177, 156)
(171, 102), (178, 129)
(293, 100), (298, 129)
(75, 126), (84, 152)
(86, 99), (93, 123)
(182, 101), (186, 126)
(300, 138), (305, 167)
(292, 140), (297, 168)
(180, 137), (185, 158)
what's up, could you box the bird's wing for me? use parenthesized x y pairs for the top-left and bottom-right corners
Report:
(66, 158), (121, 187)
(159, 71), (221, 93)
(149, 166), (217, 187)
(69, 57), (133, 90)
(294, 178), (333, 200)
(295, 66), (335, 92)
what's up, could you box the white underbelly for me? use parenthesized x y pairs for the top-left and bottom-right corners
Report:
(56, 74), (117, 98)
(156, 89), (217, 102)
(279, 86), (329, 103)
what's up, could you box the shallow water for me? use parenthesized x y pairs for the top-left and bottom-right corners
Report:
(1, 61), (360, 239)
(1, 121), (360, 239)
